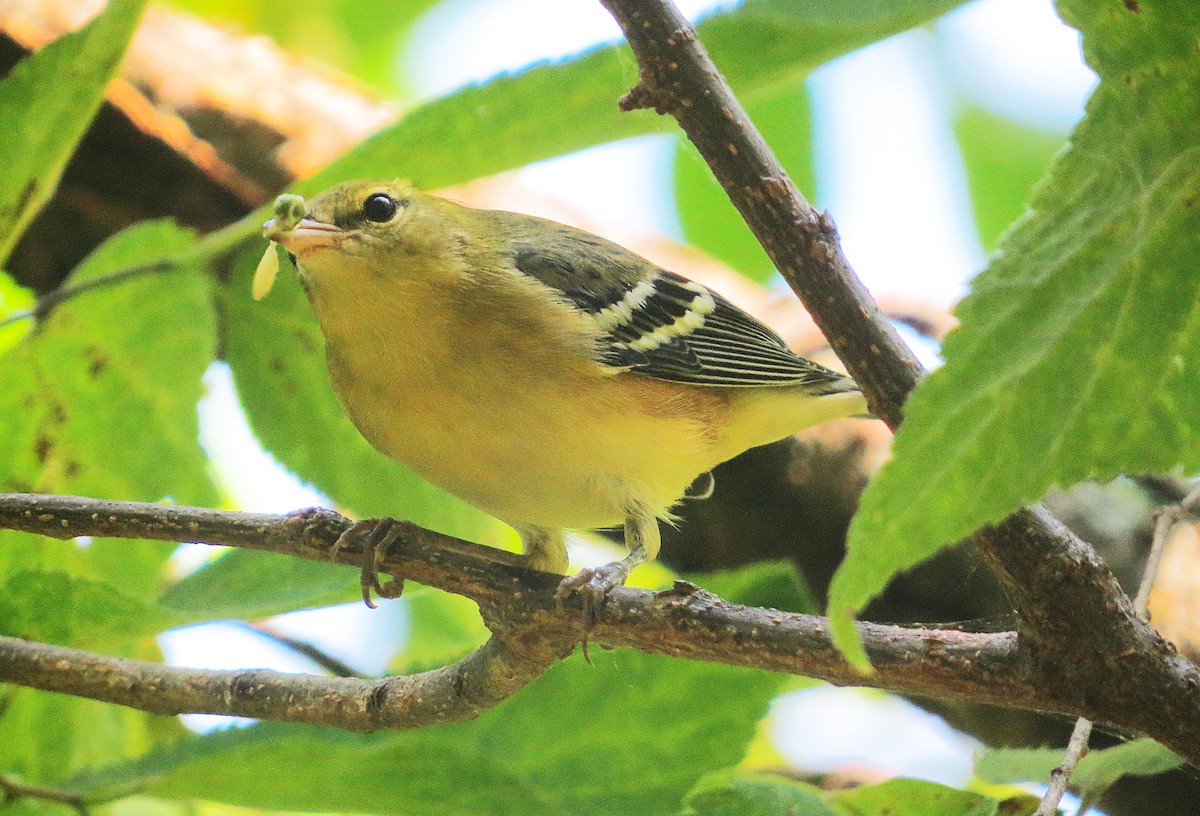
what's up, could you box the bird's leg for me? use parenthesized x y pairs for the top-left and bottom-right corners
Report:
(515, 525), (570, 574)
(330, 517), (407, 608)
(555, 501), (660, 626)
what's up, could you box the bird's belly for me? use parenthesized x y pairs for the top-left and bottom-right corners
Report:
(391, 416), (630, 529)
(329, 357), (719, 530)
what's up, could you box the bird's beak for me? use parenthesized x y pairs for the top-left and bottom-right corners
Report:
(264, 216), (343, 257)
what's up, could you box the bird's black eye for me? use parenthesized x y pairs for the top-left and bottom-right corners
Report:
(362, 193), (399, 223)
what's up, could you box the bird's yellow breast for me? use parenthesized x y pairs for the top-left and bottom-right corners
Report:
(303, 254), (731, 530)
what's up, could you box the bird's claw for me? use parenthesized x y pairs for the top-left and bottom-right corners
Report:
(330, 517), (407, 608)
(554, 559), (637, 665)
(555, 560), (633, 627)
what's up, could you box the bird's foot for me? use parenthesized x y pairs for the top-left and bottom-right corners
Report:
(330, 517), (407, 608)
(554, 550), (642, 628)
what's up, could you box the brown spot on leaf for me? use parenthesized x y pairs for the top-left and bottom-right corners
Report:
(1123, 0), (1140, 10)
(294, 329), (316, 353)
(64, 461), (80, 479)
(85, 345), (109, 378)
(49, 401), (67, 424)
(34, 434), (52, 463)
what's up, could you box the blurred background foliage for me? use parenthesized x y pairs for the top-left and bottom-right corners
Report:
(0, 0), (1195, 814)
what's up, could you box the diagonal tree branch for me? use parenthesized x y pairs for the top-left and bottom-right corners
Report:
(599, 4), (922, 428)
(597, 0), (1200, 761)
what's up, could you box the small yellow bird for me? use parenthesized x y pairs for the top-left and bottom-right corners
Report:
(260, 180), (867, 608)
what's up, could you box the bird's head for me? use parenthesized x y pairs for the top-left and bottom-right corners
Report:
(266, 179), (434, 260)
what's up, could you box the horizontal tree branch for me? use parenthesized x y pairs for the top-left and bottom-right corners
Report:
(597, 0), (1200, 764)
(4, 491), (1200, 765)
(0, 493), (1042, 726)
(0, 633), (560, 732)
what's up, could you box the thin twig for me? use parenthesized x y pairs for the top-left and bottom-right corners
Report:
(0, 774), (91, 816)
(242, 622), (367, 679)
(1137, 481), (1200, 614)
(0, 217), (254, 330)
(1034, 717), (1094, 816)
(0, 259), (173, 329)
(1032, 480), (1200, 814)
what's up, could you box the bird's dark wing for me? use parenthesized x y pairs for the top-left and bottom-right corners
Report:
(501, 212), (853, 390)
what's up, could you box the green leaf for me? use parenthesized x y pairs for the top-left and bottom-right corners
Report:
(973, 747), (1060, 789)
(0, 569), (174, 650)
(831, 778), (997, 816)
(301, 0), (968, 194)
(0, 0), (147, 265)
(390, 585), (489, 673)
(828, 0), (1200, 660)
(218, 244), (493, 539)
(84, 537), (178, 604)
(681, 769), (838, 816)
(953, 107), (1067, 251)
(675, 81), (815, 283)
(692, 560), (818, 615)
(203, 0), (971, 257)
(977, 739), (1183, 795)
(102, 796), (192, 816)
(0, 221), (217, 507)
(71, 650), (783, 816)
(0, 688), (152, 783)
(159, 549), (360, 623)
(1073, 739), (1183, 791)
(0, 270), (35, 353)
